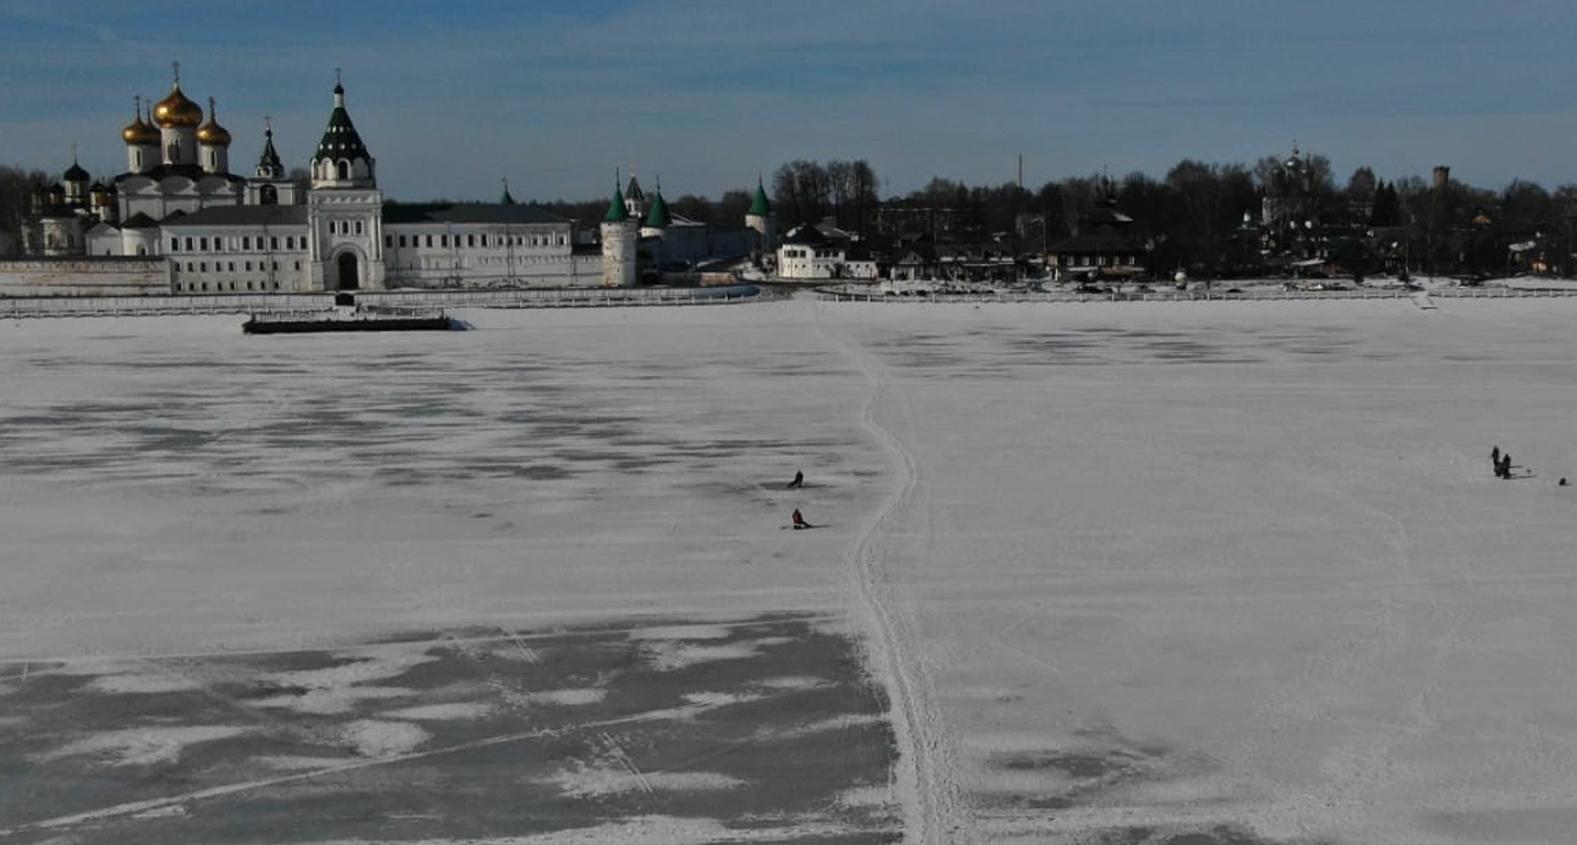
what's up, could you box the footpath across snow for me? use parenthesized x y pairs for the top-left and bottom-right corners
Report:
(815, 297), (1577, 844)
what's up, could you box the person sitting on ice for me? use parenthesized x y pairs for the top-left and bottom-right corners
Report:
(787, 470), (804, 489)
(792, 509), (812, 530)
(1560, 478), (1570, 487)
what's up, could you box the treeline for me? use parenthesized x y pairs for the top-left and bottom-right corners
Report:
(770, 160), (879, 232)
(888, 157), (1577, 274)
(530, 160), (879, 231)
(0, 164), (51, 238)
(533, 190), (758, 231)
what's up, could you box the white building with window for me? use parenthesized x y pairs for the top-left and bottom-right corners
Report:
(60, 70), (601, 292)
(776, 223), (847, 279)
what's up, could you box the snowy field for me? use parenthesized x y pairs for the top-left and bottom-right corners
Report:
(3, 297), (1577, 843)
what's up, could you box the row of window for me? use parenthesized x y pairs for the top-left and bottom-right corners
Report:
(175, 260), (302, 273)
(174, 280), (284, 292)
(1059, 254), (1138, 266)
(327, 220), (365, 236)
(384, 231), (567, 250)
(391, 253), (570, 271)
(169, 235), (305, 253)
(163, 229), (570, 254)
(782, 248), (840, 259)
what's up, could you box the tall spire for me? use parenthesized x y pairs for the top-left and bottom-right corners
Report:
(645, 178), (671, 229)
(749, 174), (772, 217)
(255, 116), (283, 178)
(500, 176), (516, 206)
(624, 166), (644, 201)
(605, 169), (629, 222)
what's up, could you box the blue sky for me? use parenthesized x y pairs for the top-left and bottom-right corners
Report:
(2, 0), (1575, 201)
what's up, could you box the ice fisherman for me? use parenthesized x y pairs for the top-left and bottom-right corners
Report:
(787, 470), (804, 489)
(1491, 445), (1500, 469)
(792, 509), (811, 529)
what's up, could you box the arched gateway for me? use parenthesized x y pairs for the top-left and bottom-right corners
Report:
(336, 251), (359, 290)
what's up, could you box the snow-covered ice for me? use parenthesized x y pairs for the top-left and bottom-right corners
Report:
(33, 725), (257, 768)
(4, 297), (1577, 843)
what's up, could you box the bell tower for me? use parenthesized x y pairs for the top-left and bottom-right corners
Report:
(306, 71), (385, 291)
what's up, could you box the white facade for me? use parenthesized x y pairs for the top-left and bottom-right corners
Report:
(843, 258), (879, 279)
(200, 142), (229, 175)
(382, 219), (581, 288)
(160, 123), (198, 168)
(776, 245), (845, 279)
(308, 188), (385, 291)
(602, 219), (638, 287)
(746, 212), (775, 250)
(40, 216), (84, 257)
(18, 71), (647, 292)
(164, 213), (312, 293)
(117, 173), (245, 223)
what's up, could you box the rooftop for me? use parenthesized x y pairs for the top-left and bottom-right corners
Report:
(161, 205), (309, 227)
(383, 203), (568, 226)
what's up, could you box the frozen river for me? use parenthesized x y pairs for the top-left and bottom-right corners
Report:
(3, 297), (1576, 843)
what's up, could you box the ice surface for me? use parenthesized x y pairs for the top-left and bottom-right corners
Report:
(338, 719), (429, 757)
(34, 726), (256, 768)
(536, 764), (747, 798)
(5, 298), (1577, 842)
(527, 688), (606, 706)
(380, 702), (493, 721)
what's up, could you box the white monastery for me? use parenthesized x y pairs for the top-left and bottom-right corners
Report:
(14, 68), (779, 293)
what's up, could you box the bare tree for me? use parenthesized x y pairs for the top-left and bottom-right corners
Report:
(0, 164), (51, 237)
(1346, 166), (1378, 204)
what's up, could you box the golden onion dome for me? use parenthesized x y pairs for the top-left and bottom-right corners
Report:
(154, 83), (203, 128)
(122, 97), (159, 145)
(196, 97), (231, 146)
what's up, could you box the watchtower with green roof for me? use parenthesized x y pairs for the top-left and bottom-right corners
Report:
(745, 174), (777, 254)
(640, 179), (672, 236)
(600, 172), (638, 287)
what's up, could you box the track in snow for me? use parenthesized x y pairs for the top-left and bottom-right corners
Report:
(816, 303), (966, 844)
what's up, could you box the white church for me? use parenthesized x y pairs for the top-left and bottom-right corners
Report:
(57, 69), (620, 291)
(16, 68), (783, 294)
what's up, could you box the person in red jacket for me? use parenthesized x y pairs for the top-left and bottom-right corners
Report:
(792, 509), (811, 529)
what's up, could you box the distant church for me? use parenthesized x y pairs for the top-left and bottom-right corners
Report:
(17, 67), (777, 292)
